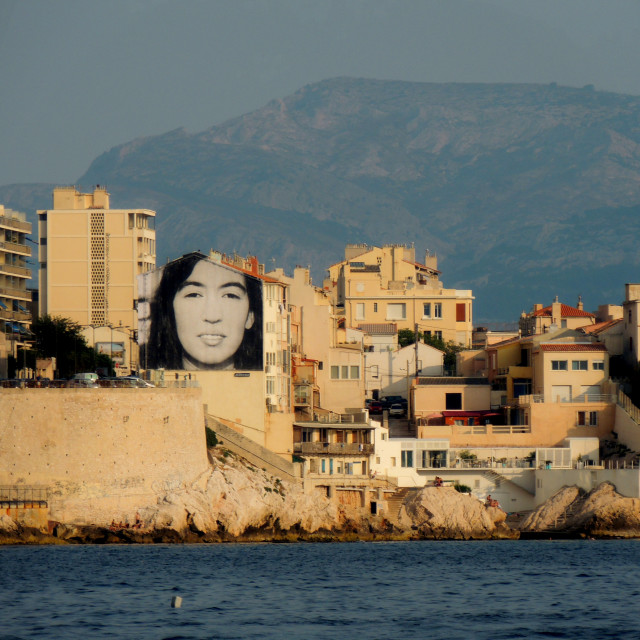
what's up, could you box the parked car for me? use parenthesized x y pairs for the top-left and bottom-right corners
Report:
(389, 403), (405, 417)
(379, 395), (406, 409)
(368, 401), (384, 415)
(122, 376), (155, 388)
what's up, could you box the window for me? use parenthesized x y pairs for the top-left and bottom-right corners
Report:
(401, 450), (414, 467)
(356, 302), (365, 320)
(321, 459), (326, 473)
(423, 303), (431, 317)
(434, 330), (442, 341)
(577, 411), (598, 426)
(445, 393), (462, 410)
(331, 365), (359, 380)
(456, 303), (466, 322)
(387, 303), (406, 320)
(551, 360), (568, 371)
(593, 361), (605, 370)
(128, 213), (135, 229)
(373, 303), (378, 312)
(434, 303), (442, 318)
(572, 360), (588, 371)
(266, 322), (276, 333)
(266, 377), (276, 395)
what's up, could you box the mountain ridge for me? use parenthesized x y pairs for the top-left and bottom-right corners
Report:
(3, 77), (640, 322)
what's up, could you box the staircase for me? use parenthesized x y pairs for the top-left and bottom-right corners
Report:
(384, 487), (416, 523)
(543, 490), (588, 533)
(482, 469), (535, 496)
(205, 414), (301, 484)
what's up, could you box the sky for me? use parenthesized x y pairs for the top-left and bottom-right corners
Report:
(2, 0), (640, 185)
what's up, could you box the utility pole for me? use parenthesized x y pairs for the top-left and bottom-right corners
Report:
(414, 323), (419, 378)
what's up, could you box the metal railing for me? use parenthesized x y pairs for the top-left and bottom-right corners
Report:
(294, 442), (374, 455)
(617, 390), (640, 425)
(0, 485), (49, 504)
(518, 394), (615, 405)
(313, 412), (368, 424)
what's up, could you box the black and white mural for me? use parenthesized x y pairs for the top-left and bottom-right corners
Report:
(138, 252), (263, 371)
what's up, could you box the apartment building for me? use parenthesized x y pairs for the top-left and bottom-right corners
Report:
(38, 186), (156, 374)
(325, 244), (474, 346)
(519, 297), (595, 336)
(0, 205), (32, 377)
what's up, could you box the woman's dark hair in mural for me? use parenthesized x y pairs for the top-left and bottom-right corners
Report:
(144, 252), (263, 370)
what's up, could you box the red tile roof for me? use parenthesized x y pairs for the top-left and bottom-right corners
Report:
(579, 319), (622, 335)
(538, 343), (607, 352)
(531, 304), (595, 318)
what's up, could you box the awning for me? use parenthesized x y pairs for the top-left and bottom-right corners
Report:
(442, 410), (500, 418)
(0, 300), (7, 310)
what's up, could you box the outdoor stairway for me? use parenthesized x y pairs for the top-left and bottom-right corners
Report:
(482, 469), (535, 496)
(384, 487), (417, 523)
(542, 490), (588, 533)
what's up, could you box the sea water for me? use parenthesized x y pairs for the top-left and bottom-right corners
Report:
(1, 540), (638, 640)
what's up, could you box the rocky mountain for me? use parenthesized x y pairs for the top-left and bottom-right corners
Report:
(3, 78), (640, 321)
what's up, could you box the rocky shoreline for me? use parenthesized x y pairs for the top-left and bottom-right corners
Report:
(2, 447), (640, 544)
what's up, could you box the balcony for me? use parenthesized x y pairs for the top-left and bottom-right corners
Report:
(0, 216), (31, 233)
(0, 241), (31, 256)
(454, 424), (531, 435)
(0, 263), (31, 278)
(0, 286), (31, 301)
(0, 308), (30, 322)
(518, 394), (615, 405)
(294, 442), (374, 455)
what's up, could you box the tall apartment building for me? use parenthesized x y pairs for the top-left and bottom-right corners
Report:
(0, 205), (32, 377)
(38, 186), (156, 373)
(325, 244), (474, 346)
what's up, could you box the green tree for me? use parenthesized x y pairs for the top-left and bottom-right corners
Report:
(29, 315), (113, 379)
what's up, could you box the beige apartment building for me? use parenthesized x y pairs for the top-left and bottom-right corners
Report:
(325, 244), (474, 346)
(0, 205), (32, 377)
(519, 297), (595, 336)
(38, 186), (156, 374)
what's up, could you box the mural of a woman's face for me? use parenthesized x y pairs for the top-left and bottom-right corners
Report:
(173, 260), (254, 369)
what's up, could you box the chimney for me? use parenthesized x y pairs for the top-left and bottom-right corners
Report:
(551, 297), (562, 327)
(533, 303), (543, 312)
(577, 295), (583, 311)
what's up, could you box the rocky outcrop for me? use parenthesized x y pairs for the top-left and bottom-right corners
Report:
(520, 482), (640, 538)
(7, 452), (640, 544)
(401, 487), (517, 540)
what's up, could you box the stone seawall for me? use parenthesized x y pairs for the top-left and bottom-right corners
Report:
(0, 388), (210, 525)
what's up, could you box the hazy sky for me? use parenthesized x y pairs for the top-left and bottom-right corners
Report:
(2, 0), (640, 185)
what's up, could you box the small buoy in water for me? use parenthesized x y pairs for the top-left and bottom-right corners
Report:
(171, 596), (182, 608)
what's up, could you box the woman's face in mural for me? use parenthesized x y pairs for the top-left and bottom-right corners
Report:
(173, 260), (255, 369)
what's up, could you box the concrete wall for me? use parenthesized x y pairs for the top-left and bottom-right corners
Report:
(0, 388), (209, 525)
(533, 468), (640, 503)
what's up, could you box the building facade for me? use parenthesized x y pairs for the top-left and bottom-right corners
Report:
(38, 186), (156, 374)
(0, 205), (32, 377)
(325, 244), (474, 346)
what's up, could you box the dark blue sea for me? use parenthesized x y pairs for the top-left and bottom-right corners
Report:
(1, 540), (638, 639)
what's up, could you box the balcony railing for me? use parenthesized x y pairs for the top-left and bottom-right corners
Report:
(518, 394), (615, 405)
(0, 309), (30, 322)
(0, 286), (31, 300)
(0, 241), (31, 256)
(454, 424), (531, 435)
(0, 216), (31, 233)
(313, 412), (369, 424)
(0, 263), (31, 278)
(294, 442), (374, 455)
